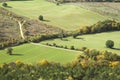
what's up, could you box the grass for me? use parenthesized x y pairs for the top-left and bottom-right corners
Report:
(41, 31), (120, 55)
(0, 0), (108, 30)
(0, 43), (81, 64)
(74, 2), (120, 21)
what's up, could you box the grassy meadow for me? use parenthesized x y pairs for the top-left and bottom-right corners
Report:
(1, 0), (108, 30)
(0, 43), (81, 64)
(0, 0), (120, 64)
(41, 31), (120, 55)
(74, 2), (120, 21)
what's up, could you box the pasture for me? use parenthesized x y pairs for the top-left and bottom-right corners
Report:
(1, 0), (108, 30)
(41, 31), (120, 55)
(73, 2), (120, 21)
(0, 43), (81, 64)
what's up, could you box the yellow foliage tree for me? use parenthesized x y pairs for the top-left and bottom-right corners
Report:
(80, 60), (88, 68)
(16, 60), (24, 65)
(109, 61), (120, 67)
(38, 59), (49, 65)
(66, 76), (74, 80)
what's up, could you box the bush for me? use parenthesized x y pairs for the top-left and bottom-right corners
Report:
(2, 2), (7, 7)
(39, 15), (43, 21)
(70, 46), (75, 50)
(53, 43), (56, 46)
(81, 47), (87, 51)
(56, 2), (59, 5)
(106, 40), (114, 48)
(60, 45), (63, 48)
(72, 33), (78, 38)
(64, 46), (68, 49)
(6, 47), (13, 55)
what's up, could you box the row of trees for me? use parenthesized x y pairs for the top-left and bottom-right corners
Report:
(0, 49), (120, 80)
(44, 39), (116, 52)
(72, 20), (120, 37)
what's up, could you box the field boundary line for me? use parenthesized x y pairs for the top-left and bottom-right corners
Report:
(31, 43), (82, 53)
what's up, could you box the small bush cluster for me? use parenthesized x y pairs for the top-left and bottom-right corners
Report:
(6, 47), (13, 55)
(45, 43), (88, 52)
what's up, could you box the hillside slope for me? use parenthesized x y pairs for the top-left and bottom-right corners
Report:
(1, 0), (108, 30)
(0, 13), (20, 41)
(0, 7), (62, 40)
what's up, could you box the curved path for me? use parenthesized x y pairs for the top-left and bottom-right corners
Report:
(18, 21), (25, 39)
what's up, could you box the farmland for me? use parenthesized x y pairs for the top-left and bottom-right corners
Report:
(0, 0), (120, 79)
(41, 31), (120, 55)
(1, 0), (108, 30)
(0, 43), (81, 64)
(72, 2), (120, 21)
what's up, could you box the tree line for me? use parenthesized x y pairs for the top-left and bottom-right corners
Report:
(73, 19), (120, 37)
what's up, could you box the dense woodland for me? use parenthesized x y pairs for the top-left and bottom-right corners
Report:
(0, 49), (120, 80)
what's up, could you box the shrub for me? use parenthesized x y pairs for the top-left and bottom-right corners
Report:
(58, 30), (64, 40)
(60, 45), (63, 48)
(6, 47), (13, 55)
(106, 40), (114, 48)
(53, 43), (56, 46)
(72, 33), (78, 38)
(56, 2), (59, 5)
(81, 47), (87, 51)
(70, 46), (75, 50)
(2, 2), (7, 7)
(64, 46), (68, 49)
(48, 44), (52, 46)
(46, 43), (49, 45)
(39, 15), (43, 21)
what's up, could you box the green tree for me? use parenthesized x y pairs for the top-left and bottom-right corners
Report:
(58, 30), (64, 40)
(70, 46), (75, 50)
(2, 2), (7, 7)
(6, 47), (13, 55)
(72, 33), (78, 39)
(106, 40), (114, 48)
(39, 15), (43, 21)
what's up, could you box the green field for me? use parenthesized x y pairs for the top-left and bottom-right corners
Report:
(41, 31), (120, 55)
(0, 43), (81, 64)
(74, 2), (120, 21)
(1, 0), (108, 30)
